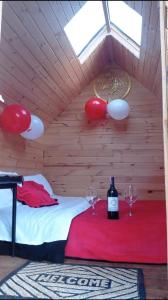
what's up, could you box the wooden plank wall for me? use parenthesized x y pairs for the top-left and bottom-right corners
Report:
(160, 0), (168, 261)
(41, 65), (165, 200)
(165, 3), (168, 201)
(0, 103), (43, 175)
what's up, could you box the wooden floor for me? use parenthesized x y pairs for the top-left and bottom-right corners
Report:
(0, 255), (167, 299)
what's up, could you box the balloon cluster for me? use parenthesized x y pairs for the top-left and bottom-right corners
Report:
(0, 104), (44, 140)
(85, 97), (130, 120)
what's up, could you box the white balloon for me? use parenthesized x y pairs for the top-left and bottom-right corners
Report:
(107, 99), (130, 120)
(20, 115), (44, 140)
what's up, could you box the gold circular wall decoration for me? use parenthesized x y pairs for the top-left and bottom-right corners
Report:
(93, 68), (131, 102)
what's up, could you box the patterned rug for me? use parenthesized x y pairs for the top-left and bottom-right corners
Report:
(0, 261), (146, 299)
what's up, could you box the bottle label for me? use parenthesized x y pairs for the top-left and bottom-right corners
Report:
(108, 197), (118, 211)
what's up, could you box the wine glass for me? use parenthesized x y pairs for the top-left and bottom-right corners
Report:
(86, 186), (98, 215)
(124, 184), (137, 216)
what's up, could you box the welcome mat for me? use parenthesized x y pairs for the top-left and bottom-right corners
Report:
(0, 261), (146, 299)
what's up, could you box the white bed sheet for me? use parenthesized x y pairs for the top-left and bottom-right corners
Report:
(0, 195), (90, 245)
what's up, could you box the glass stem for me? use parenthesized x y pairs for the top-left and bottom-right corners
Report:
(92, 204), (95, 215)
(129, 204), (132, 216)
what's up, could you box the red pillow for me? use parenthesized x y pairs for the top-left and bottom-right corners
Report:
(17, 181), (59, 208)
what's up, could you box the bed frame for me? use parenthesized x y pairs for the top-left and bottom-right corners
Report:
(0, 240), (66, 263)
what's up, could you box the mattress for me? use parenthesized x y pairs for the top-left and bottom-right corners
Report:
(0, 195), (90, 245)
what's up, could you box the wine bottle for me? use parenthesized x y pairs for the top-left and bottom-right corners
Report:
(107, 176), (119, 219)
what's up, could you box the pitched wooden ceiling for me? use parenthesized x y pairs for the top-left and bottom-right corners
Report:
(0, 1), (161, 124)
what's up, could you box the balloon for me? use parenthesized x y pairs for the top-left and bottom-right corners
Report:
(85, 97), (107, 120)
(107, 99), (130, 120)
(0, 104), (31, 133)
(20, 115), (44, 140)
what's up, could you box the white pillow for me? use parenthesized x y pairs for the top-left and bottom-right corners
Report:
(0, 171), (19, 208)
(23, 174), (54, 195)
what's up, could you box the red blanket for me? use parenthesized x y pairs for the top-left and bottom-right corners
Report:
(17, 181), (58, 208)
(65, 200), (167, 264)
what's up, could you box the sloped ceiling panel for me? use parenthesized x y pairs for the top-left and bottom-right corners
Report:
(0, 0), (110, 124)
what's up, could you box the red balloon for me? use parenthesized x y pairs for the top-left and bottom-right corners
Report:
(85, 97), (107, 120)
(0, 104), (31, 133)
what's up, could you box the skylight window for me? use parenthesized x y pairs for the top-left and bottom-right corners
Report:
(108, 1), (142, 46)
(64, 1), (142, 63)
(64, 1), (105, 56)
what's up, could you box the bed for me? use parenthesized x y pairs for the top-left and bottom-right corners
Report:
(0, 173), (167, 264)
(0, 173), (90, 262)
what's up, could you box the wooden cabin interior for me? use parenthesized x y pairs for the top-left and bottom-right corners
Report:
(0, 1), (167, 299)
